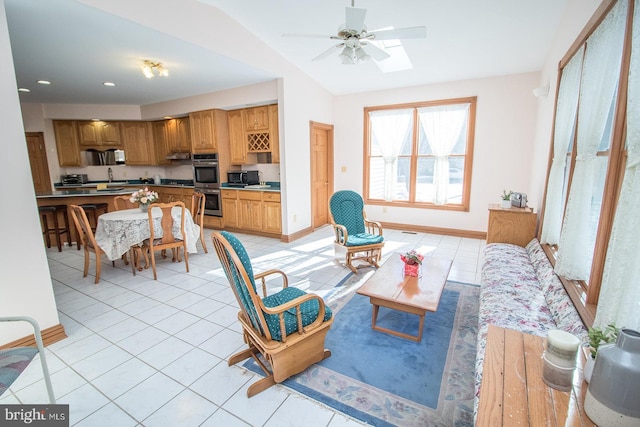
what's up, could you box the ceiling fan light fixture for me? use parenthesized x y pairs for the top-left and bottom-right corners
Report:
(355, 47), (370, 62)
(340, 46), (356, 64)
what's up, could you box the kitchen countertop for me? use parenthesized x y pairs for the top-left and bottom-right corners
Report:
(37, 188), (135, 198)
(220, 182), (280, 192)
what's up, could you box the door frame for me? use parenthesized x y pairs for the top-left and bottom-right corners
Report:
(309, 121), (334, 230)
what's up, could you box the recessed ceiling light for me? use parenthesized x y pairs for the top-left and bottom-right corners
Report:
(163, 116), (172, 119)
(103, 82), (116, 87)
(91, 118), (101, 122)
(18, 88), (31, 92)
(37, 80), (51, 85)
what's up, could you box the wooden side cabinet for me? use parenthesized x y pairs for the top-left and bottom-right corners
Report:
(487, 204), (537, 247)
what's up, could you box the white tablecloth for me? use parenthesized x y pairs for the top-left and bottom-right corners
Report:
(95, 207), (200, 261)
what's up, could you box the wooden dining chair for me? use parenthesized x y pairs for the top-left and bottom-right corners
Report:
(143, 201), (189, 280)
(69, 204), (111, 284)
(191, 192), (208, 253)
(113, 195), (137, 210)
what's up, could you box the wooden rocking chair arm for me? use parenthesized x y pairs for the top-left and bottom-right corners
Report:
(332, 223), (349, 245)
(258, 293), (327, 342)
(254, 269), (289, 297)
(364, 218), (383, 236)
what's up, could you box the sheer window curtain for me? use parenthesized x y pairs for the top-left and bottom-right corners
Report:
(418, 104), (468, 205)
(594, 1), (640, 331)
(554, 0), (627, 280)
(369, 110), (412, 201)
(540, 47), (584, 245)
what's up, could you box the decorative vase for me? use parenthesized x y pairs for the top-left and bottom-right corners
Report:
(139, 203), (149, 213)
(584, 329), (640, 426)
(501, 199), (511, 208)
(583, 356), (594, 383)
(403, 262), (420, 277)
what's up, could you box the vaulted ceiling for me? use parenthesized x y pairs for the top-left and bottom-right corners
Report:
(5, 0), (567, 105)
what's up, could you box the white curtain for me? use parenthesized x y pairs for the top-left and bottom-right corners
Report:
(594, 1), (640, 331)
(555, 0), (627, 280)
(418, 104), (468, 204)
(540, 46), (584, 245)
(369, 109), (412, 201)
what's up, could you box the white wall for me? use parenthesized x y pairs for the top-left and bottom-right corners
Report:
(333, 72), (540, 233)
(0, 0), (60, 345)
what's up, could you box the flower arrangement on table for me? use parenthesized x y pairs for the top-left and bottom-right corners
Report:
(130, 187), (159, 212)
(400, 250), (424, 276)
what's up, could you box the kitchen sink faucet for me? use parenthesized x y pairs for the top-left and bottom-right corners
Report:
(108, 167), (113, 183)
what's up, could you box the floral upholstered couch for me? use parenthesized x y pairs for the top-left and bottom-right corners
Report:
(474, 238), (588, 416)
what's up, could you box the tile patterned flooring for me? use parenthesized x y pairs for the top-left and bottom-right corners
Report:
(1, 226), (485, 426)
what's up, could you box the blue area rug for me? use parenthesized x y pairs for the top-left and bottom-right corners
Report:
(244, 269), (479, 426)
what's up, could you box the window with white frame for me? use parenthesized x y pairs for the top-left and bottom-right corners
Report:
(364, 97), (476, 211)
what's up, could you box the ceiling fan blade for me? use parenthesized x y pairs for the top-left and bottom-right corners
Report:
(368, 26), (427, 40)
(312, 44), (343, 62)
(360, 43), (391, 61)
(345, 7), (367, 32)
(282, 33), (337, 39)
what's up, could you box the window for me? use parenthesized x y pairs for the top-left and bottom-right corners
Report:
(364, 97), (476, 211)
(540, 0), (633, 326)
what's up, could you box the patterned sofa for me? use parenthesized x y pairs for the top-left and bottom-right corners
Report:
(474, 238), (588, 415)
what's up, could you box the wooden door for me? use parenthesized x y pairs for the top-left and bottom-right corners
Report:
(26, 132), (52, 194)
(310, 122), (333, 229)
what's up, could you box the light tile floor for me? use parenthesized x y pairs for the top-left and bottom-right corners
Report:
(2, 226), (485, 426)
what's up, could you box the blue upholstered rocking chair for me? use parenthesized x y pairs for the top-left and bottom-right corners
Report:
(329, 190), (384, 273)
(211, 231), (333, 397)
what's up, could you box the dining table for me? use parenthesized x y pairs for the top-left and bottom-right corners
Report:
(94, 206), (201, 262)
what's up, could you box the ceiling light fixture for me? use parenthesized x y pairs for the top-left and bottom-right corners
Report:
(18, 88), (31, 92)
(141, 60), (169, 79)
(103, 82), (116, 87)
(37, 80), (51, 85)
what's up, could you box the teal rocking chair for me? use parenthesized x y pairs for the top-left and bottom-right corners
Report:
(211, 231), (333, 397)
(329, 190), (384, 273)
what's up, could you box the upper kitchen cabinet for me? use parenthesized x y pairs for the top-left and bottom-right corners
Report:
(229, 104), (279, 165)
(151, 120), (171, 165)
(228, 109), (247, 165)
(190, 109), (228, 154)
(53, 120), (81, 166)
(190, 109), (215, 153)
(268, 104), (279, 163)
(122, 122), (153, 165)
(244, 106), (269, 131)
(77, 121), (122, 147)
(166, 117), (191, 153)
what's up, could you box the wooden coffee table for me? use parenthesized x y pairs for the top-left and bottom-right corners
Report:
(356, 254), (452, 342)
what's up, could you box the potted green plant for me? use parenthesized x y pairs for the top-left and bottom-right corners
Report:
(584, 323), (620, 382)
(501, 190), (512, 208)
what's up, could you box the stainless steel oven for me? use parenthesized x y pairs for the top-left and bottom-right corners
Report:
(197, 188), (222, 217)
(192, 153), (219, 189)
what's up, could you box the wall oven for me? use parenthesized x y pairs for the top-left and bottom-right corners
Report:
(192, 153), (220, 189)
(193, 153), (222, 217)
(198, 188), (222, 217)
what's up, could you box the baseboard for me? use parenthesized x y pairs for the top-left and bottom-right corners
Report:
(281, 226), (314, 242)
(380, 221), (486, 240)
(0, 323), (67, 350)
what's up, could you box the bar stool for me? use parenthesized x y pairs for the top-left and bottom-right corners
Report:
(78, 203), (109, 232)
(38, 205), (72, 252)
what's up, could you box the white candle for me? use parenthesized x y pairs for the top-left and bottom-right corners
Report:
(546, 329), (580, 367)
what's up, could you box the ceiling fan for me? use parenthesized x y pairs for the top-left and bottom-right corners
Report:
(283, 1), (426, 65)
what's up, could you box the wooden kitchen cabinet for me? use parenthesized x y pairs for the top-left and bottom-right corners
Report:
(228, 109), (247, 164)
(244, 106), (269, 131)
(166, 117), (191, 153)
(238, 191), (263, 231)
(151, 121), (171, 165)
(158, 186), (193, 205)
(221, 189), (239, 228)
(77, 120), (122, 147)
(53, 120), (81, 166)
(222, 189), (281, 235)
(268, 104), (280, 163)
(263, 191), (282, 234)
(487, 204), (537, 247)
(121, 122), (153, 165)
